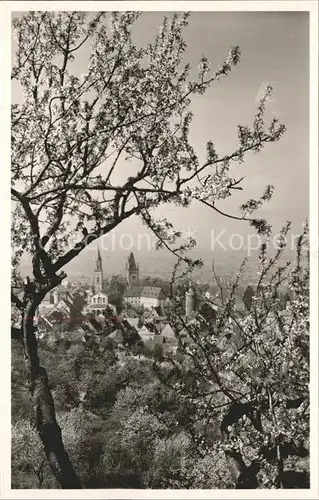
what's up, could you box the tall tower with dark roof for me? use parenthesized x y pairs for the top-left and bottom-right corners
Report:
(93, 247), (103, 292)
(126, 252), (139, 286)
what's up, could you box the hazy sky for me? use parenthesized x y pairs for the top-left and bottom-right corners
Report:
(13, 11), (309, 276)
(128, 11), (309, 238)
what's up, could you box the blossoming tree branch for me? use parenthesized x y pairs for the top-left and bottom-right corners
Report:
(11, 12), (286, 488)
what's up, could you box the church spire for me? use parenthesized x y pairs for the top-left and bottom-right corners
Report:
(93, 245), (103, 292)
(95, 246), (102, 271)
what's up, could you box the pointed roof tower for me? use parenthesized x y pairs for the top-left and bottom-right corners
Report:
(127, 252), (138, 272)
(95, 246), (102, 271)
(126, 252), (139, 285)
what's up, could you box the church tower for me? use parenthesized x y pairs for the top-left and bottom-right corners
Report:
(93, 247), (103, 292)
(126, 252), (139, 286)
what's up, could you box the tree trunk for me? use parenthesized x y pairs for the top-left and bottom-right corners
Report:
(23, 299), (82, 489)
(276, 444), (284, 488)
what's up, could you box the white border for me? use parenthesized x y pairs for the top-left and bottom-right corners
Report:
(3, 0), (318, 11)
(0, 1), (318, 499)
(309, 0), (319, 498)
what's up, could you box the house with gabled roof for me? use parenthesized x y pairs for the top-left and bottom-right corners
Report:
(143, 306), (163, 320)
(122, 308), (140, 319)
(37, 293), (75, 324)
(161, 323), (177, 343)
(124, 285), (166, 309)
(138, 324), (155, 342)
(125, 317), (139, 329)
(108, 329), (124, 344)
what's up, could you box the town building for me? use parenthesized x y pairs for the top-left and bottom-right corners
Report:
(124, 252), (166, 309)
(183, 283), (218, 323)
(81, 247), (120, 316)
(83, 290), (114, 316)
(37, 247), (113, 325)
(125, 285), (166, 309)
(36, 287), (76, 328)
(161, 323), (176, 342)
(171, 283), (220, 347)
(138, 324), (155, 342)
(124, 317), (139, 329)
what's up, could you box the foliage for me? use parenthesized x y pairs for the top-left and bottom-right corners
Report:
(11, 11), (284, 282)
(57, 408), (106, 487)
(12, 221), (310, 489)
(11, 335), (233, 488)
(11, 419), (58, 488)
(69, 292), (87, 329)
(11, 10), (290, 489)
(158, 223), (310, 488)
(105, 275), (126, 313)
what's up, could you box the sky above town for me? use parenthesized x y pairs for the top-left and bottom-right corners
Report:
(127, 11), (309, 239)
(12, 10), (309, 278)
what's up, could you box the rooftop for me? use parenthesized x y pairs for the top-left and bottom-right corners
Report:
(124, 285), (165, 299)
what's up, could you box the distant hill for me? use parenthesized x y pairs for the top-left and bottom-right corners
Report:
(17, 243), (298, 289)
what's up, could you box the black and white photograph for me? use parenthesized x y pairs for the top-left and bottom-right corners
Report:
(1, 0), (318, 496)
